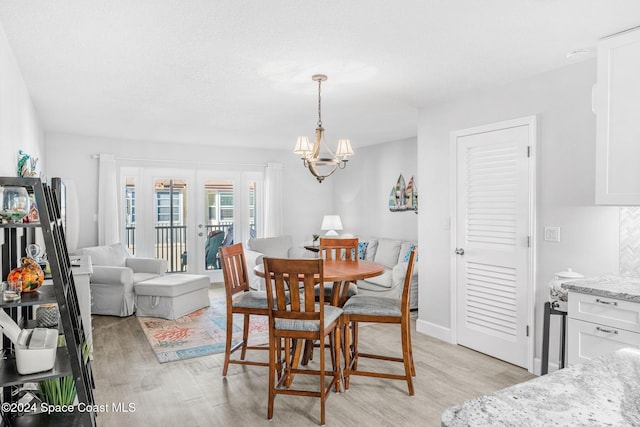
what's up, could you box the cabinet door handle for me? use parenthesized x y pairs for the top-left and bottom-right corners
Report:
(596, 326), (619, 335)
(595, 298), (618, 306)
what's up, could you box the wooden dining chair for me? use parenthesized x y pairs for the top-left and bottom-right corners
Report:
(220, 243), (271, 376)
(263, 257), (342, 426)
(342, 246), (417, 395)
(316, 237), (359, 307)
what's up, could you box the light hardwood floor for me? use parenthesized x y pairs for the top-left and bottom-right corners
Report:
(91, 284), (534, 426)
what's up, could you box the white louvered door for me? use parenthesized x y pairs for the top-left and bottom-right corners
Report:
(454, 120), (532, 368)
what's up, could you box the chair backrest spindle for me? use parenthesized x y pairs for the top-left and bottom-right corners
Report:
(220, 243), (250, 297)
(319, 237), (359, 261)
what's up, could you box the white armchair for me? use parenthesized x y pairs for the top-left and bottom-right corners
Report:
(78, 243), (167, 317)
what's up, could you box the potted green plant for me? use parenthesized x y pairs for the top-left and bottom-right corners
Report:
(312, 234), (319, 246)
(38, 376), (76, 406)
(38, 341), (91, 406)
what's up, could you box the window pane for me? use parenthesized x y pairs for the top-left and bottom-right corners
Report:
(202, 179), (233, 270)
(154, 178), (187, 272)
(124, 177), (136, 254)
(249, 181), (257, 238)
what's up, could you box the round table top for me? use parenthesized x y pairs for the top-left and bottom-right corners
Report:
(254, 259), (385, 282)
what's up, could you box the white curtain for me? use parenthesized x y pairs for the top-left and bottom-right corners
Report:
(264, 162), (283, 237)
(98, 154), (120, 245)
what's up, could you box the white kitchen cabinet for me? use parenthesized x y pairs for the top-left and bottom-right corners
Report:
(595, 26), (640, 205)
(568, 291), (640, 365)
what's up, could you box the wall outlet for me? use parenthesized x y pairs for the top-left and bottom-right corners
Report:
(544, 226), (561, 242)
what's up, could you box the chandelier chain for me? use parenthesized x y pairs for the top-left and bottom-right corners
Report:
(317, 78), (322, 128)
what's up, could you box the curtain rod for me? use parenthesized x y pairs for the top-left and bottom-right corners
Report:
(91, 154), (267, 168)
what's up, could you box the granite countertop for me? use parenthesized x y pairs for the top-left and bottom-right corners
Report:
(441, 348), (640, 426)
(560, 274), (640, 303)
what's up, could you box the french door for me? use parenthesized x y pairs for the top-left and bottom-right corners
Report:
(452, 116), (535, 369)
(120, 167), (262, 282)
(195, 171), (262, 282)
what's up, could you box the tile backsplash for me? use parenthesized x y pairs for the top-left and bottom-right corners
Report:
(620, 207), (640, 275)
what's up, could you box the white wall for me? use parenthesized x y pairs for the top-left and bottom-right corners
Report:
(332, 137), (418, 241)
(0, 23), (44, 176)
(45, 132), (332, 249)
(416, 59), (619, 366)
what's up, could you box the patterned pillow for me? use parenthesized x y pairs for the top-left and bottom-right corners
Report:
(358, 242), (368, 260)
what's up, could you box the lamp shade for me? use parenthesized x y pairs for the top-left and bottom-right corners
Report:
(336, 139), (354, 157)
(321, 215), (343, 236)
(294, 136), (312, 155)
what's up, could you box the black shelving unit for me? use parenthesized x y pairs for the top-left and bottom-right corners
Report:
(0, 177), (95, 426)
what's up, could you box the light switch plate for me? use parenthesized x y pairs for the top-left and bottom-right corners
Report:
(544, 226), (561, 242)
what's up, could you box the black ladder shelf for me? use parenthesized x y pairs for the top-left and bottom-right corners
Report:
(0, 177), (96, 426)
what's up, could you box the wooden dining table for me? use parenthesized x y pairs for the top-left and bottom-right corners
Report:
(253, 258), (385, 306)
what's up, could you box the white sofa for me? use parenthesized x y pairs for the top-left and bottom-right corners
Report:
(77, 243), (168, 317)
(356, 238), (418, 310)
(244, 235), (312, 290)
(243, 236), (418, 310)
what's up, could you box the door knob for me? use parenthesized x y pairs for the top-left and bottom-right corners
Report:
(455, 248), (465, 255)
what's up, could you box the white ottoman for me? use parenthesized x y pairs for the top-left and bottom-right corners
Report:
(134, 274), (210, 320)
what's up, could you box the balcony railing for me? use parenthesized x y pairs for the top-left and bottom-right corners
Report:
(124, 223), (237, 273)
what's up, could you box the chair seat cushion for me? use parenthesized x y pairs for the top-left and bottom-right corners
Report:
(275, 305), (343, 331)
(232, 291), (289, 309)
(343, 295), (401, 317)
(232, 291), (269, 309)
(314, 282), (358, 298)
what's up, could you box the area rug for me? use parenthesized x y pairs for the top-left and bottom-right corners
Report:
(137, 296), (269, 363)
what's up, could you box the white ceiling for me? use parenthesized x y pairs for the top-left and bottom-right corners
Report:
(1, 1), (639, 152)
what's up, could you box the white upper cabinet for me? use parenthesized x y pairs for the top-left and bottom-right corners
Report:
(595, 27), (640, 205)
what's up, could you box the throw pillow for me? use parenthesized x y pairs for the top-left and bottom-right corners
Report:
(358, 242), (368, 260)
(375, 239), (403, 268)
(82, 243), (128, 267)
(403, 244), (418, 262)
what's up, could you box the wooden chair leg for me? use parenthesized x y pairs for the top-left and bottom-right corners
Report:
(401, 318), (414, 396)
(222, 311), (234, 376)
(333, 322), (342, 393)
(320, 331), (326, 426)
(329, 333), (336, 373)
(301, 339), (314, 365)
(352, 322), (359, 371)
(285, 338), (293, 385)
(286, 339), (302, 387)
(241, 314), (250, 360)
(343, 319), (353, 390)
(407, 316), (416, 377)
(267, 335), (276, 420)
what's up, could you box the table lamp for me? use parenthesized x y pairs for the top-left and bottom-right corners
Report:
(321, 215), (343, 237)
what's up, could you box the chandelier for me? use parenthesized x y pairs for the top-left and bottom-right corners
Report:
(293, 74), (354, 183)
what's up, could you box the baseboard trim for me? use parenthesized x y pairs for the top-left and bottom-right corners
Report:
(416, 319), (453, 343)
